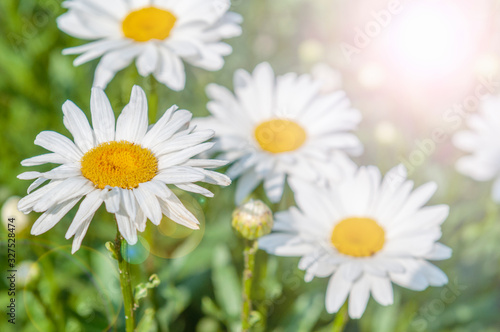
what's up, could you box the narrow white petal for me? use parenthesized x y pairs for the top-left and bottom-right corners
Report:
(115, 85), (149, 143)
(159, 192), (200, 229)
(71, 216), (93, 254)
(91, 87), (115, 143)
(62, 100), (95, 152)
(264, 172), (285, 203)
(31, 197), (80, 236)
(155, 166), (205, 184)
(21, 153), (70, 166)
(134, 186), (162, 225)
(104, 187), (121, 213)
(175, 183), (214, 197)
(116, 211), (138, 245)
(35, 131), (82, 161)
(65, 189), (104, 239)
(369, 275), (394, 306)
(325, 270), (352, 314)
(348, 277), (371, 319)
(235, 171), (262, 204)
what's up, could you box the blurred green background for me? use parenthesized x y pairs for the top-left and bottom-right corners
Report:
(1, 0), (500, 331)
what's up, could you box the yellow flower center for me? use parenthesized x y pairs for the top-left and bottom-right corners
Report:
(254, 119), (307, 154)
(81, 141), (158, 189)
(331, 217), (385, 257)
(122, 7), (177, 42)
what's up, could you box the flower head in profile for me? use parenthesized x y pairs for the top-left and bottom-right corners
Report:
(453, 95), (500, 202)
(18, 86), (230, 253)
(194, 62), (363, 203)
(57, 0), (242, 90)
(259, 165), (451, 318)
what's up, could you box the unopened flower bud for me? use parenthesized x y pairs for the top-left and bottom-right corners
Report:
(232, 200), (273, 240)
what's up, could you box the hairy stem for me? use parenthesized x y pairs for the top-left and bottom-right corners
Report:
(113, 230), (136, 332)
(241, 239), (258, 331)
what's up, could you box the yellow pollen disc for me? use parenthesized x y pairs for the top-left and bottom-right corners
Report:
(122, 7), (177, 42)
(254, 119), (307, 154)
(81, 141), (158, 190)
(331, 217), (385, 257)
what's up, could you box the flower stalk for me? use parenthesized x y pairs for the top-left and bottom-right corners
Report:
(330, 304), (349, 332)
(112, 230), (136, 332)
(241, 239), (258, 332)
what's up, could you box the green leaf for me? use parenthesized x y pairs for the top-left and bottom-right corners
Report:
(134, 274), (161, 303)
(211, 245), (242, 325)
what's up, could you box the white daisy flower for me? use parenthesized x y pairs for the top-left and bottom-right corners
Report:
(193, 62), (363, 203)
(259, 165), (451, 318)
(18, 85), (230, 253)
(453, 95), (500, 202)
(57, 0), (242, 90)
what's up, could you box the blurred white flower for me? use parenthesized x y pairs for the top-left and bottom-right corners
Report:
(58, 0), (242, 90)
(453, 95), (500, 202)
(2, 196), (29, 232)
(194, 62), (363, 203)
(18, 86), (230, 253)
(260, 165), (451, 318)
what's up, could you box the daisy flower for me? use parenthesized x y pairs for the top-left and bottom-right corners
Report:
(259, 165), (451, 318)
(18, 86), (230, 253)
(453, 95), (500, 202)
(193, 62), (363, 203)
(57, 0), (242, 90)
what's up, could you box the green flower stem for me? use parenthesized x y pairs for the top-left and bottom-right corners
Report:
(241, 239), (258, 332)
(148, 76), (159, 124)
(113, 230), (136, 332)
(331, 304), (349, 332)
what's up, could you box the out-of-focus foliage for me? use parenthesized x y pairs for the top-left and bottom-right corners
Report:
(1, 0), (500, 331)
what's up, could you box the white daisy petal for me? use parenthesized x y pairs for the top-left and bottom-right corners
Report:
(91, 87), (116, 143)
(369, 275), (394, 306)
(35, 131), (83, 161)
(115, 85), (149, 143)
(65, 189), (104, 239)
(62, 101), (95, 152)
(71, 216), (93, 254)
(143, 107), (190, 148)
(133, 186), (162, 225)
(104, 187), (121, 213)
(175, 183), (214, 197)
(348, 277), (371, 319)
(154, 166), (205, 184)
(93, 45), (144, 88)
(21, 153), (70, 166)
(31, 197), (81, 236)
(325, 270), (352, 314)
(155, 47), (186, 91)
(424, 243), (452, 261)
(136, 43), (159, 76)
(157, 142), (215, 168)
(235, 170), (263, 204)
(116, 211), (138, 245)
(159, 190), (200, 229)
(264, 172), (286, 203)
